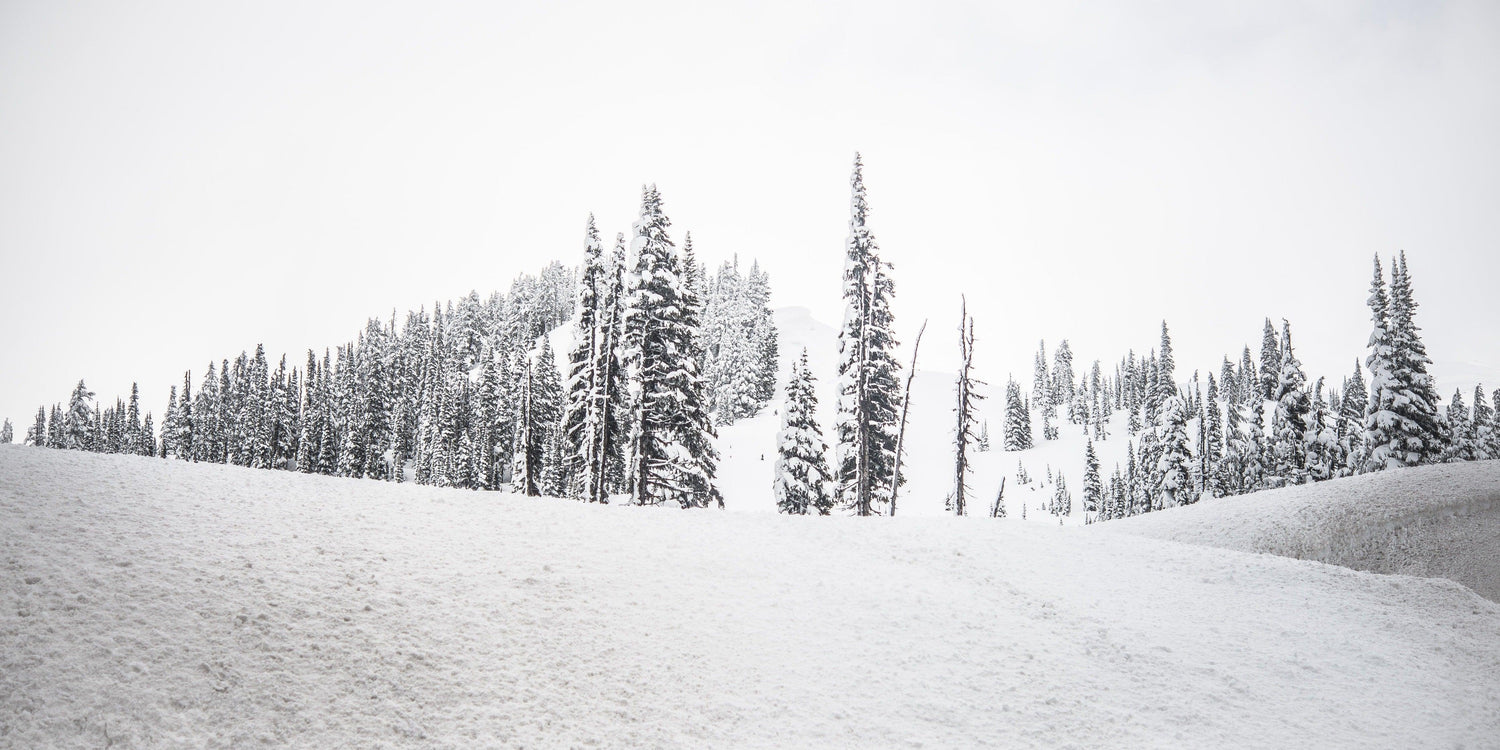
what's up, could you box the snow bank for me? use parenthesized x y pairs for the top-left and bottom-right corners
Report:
(3, 445), (1499, 748)
(1104, 460), (1500, 600)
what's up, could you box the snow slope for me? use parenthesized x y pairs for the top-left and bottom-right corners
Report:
(1104, 460), (1500, 601)
(4, 445), (1499, 748)
(718, 306), (1136, 519)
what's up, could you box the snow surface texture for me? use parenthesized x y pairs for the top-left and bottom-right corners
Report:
(1106, 460), (1500, 602)
(4, 445), (1500, 748)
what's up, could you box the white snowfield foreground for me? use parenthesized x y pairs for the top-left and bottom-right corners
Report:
(2, 446), (1498, 748)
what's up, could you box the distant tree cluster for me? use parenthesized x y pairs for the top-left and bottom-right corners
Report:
(23, 193), (774, 511)
(700, 250), (779, 425)
(1083, 251), (1496, 522)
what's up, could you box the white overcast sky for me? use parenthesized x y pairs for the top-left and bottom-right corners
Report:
(2, 0), (1498, 429)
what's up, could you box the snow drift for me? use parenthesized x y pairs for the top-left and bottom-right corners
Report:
(3, 445), (1499, 748)
(1104, 460), (1500, 601)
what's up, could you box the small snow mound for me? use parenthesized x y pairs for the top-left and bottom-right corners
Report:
(1104, 460), (1500, 600)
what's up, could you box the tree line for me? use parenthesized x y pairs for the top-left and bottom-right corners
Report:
(19, 195), (777, 508)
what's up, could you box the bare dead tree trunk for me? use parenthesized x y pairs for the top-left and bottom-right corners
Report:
(889, 319), (927, 517)
(991, 477), (1007, 518)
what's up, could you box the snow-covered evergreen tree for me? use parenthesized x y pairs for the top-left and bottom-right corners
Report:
(622, 186), (721, 508)
(1269, 320), (1311, 484)
(25, 407), (45, 446)
(1082, 440), (1102, 521)
(1202, 373), (1224, 498)
(835, 155), (901, 516)
(1473, 385), (1495, 460)
(774, 349), (833, 515)
(1363, 253), (1444, 470)
(1258, 318), (1280, 400)
(64, 380), (95, 451)
(1441, 388), (1477, 463)
(1003, 377), (1032, 451)
(1, 418), (12, 444)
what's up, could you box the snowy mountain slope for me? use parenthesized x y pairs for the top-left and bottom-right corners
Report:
(717, 307), (1134, 519)
(1103, 460), (1500, 601)
(4, 445), (1499, 748)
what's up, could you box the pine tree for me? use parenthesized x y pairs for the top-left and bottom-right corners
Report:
(622, 185), (721, 508)
(774, 350), (833, 515)
(64, 380), (95, 451)
(835, 155), (901, 516)
(1258, 318), (1280, 400)
(1364, 254), (1444, 469)
(1473, 385), (1495, 460)
(26, 407), (45, 446)
(0, 418), (12, 444)
(1270, 320), (1311, 484)
(1339, 360), (1368, 473)
(1032, 340), (1051, 413)
(1003, 377), (1032, 450)
(140, 413), (156, 457)
(512, 337), (559, 496)
(563, 214), (609, 499)
(1441, 388), (1477, 463)
(951, 298), (983, 516)
(1082, 440), (1102, 521)
(1050, 472), (1071, 521)
(1203, 373), (1224, 498)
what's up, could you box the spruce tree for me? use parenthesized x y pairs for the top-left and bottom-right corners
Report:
(1473, 385), (1495, 460)
(0, 418), (11, 444)
(835, 155), (902, 516)
(26, 407), (45, 446)
(1203, 373), (1224, 498)
(1339, 360), (1367, 473)
(1082, 440), (1102, 521)
(1441, 388), (1476, 463)
(1271, 320), (1311, 484)
(64, 380), (95, 451)
(774, 350), (833, 515)
(1364, 254), (1444, 469)
(1003, 377), (1032, 450)
(563, 214), (608, 498)
(1258, 318), (1280, 400)
(622, 185), (721, 508)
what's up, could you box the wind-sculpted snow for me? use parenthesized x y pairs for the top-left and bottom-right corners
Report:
(3, 446), (1499, 748)
(1104, 460), (1500, 601)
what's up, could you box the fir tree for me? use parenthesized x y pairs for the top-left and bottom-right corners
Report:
(1203, 373), (1224, 498)
(835, 155), (902, 516)
(64, 380), (95, 451)
(1441, 388), (1477, 463)
(1339, 360), (1368, 473)
(1364, 254), (1444, 469)
(1271, 320), (1311, 484)
(774, 350), (833, 515)
(1258, 318), (1280, 400)
(26, 407), (45, 446)
(563, 214), (609, 498)
(1082, 440), (1102, 521)
(0, 418), (11, 444)
(1155, 390), (1193, 508)
(1473, 385), (1495, 460)
(622, 185), (721, 508)
(1003, 377), (1032, 450)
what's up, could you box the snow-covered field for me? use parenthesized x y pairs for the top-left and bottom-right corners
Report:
(1106, 460), (1500, 601)
(4, 445), (1499, 748)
